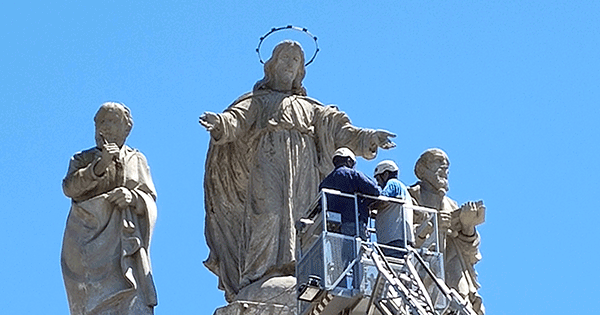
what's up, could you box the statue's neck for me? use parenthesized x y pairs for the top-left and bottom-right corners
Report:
(420, 180), (447, 204)
(269, 78), (293, 93)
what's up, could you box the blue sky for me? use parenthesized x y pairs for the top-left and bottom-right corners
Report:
(1, 1), (598, 314)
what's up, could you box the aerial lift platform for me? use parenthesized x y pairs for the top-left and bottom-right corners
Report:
(295, 189), (477, 315)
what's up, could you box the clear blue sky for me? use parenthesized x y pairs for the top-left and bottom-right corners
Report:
(1, 1), (598, 314)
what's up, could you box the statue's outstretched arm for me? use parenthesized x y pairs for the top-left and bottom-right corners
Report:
(199, 98), (255, 144)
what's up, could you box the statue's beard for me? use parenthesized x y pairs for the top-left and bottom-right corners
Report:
(424, 172), (448, 194)
(434, 176), (449, 193)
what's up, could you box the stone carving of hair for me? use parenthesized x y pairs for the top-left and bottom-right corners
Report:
(414, 148), (448, 180)
(253, 40), (307, 96)
(94, 102), (134, 136)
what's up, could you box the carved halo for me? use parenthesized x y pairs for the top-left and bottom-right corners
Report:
(256, 25), (320, 66)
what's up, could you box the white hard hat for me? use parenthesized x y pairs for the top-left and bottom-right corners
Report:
(374, 160), (399, 177)
(333, 147), (356, 163)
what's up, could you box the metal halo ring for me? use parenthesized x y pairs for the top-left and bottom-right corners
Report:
(256, 25), (320, 67)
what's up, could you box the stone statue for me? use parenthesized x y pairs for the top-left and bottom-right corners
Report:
(408, 148), (485, 314)
(199, 40), (396, 303)
(61, 102), (158, 315)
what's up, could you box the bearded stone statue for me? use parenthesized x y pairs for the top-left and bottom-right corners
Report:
(409, 148), (485, 315)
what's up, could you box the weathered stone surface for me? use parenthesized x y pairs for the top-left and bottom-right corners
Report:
(409, 148), (485, 315)
(199, 40), (396, 303)
(213, 301), (294, 315)
(234, 275), (297, 307)
(61, 102), (158, 315)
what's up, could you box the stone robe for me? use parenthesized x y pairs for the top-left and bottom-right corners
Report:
(204, 90), (384, 301)
(61, 146), (157, 315)
(409, 183), (484, 315)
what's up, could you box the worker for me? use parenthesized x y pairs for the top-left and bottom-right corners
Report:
(373, 160), (414, 257)
(319, 147), (380, 240)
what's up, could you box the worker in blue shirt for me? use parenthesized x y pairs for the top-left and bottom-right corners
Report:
(373, 160), (414, 257)
(319, 147), (381, 240)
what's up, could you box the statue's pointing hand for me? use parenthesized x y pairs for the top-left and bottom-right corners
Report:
(375, 130), (396, 150)
(199, 112), (219, 131)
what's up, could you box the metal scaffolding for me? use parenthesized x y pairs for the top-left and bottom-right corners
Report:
(296, 189), (477, 315)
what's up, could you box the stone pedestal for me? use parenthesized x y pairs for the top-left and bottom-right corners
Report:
(213, 275), (297, 315)
(213, 301), (295, 315)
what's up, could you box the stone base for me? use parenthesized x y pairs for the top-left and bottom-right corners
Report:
(213, 275), (298, 315)
(213, 301), (295, 315)
(235, 275), (297, 306)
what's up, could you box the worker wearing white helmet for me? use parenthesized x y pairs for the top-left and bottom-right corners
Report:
(319, 147), (380, 240)
(373, 160), (414, 257)
(373, 160), (397, 179)
(332, 147), (356, 168)
(319, 147), (380, 289)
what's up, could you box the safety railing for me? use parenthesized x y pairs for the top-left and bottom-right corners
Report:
(296, 189), (449, 315)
